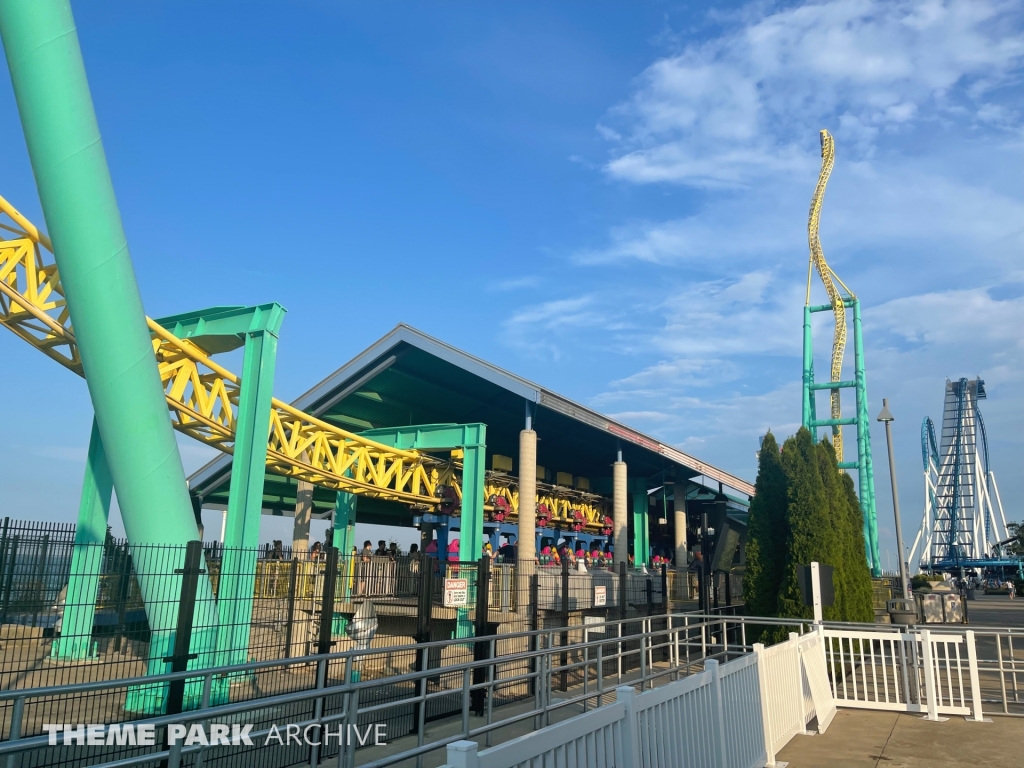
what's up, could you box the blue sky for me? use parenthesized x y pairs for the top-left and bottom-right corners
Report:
(1, 1), (1022, 563)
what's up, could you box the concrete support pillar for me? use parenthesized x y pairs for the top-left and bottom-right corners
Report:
(292, 479), (313, 554)
(613, 458), (628, 568)
(674, 498), (688, 567)
(517, 428), (537, 563)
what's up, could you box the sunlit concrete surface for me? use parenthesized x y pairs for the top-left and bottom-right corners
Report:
(777, 708), (1024, 768)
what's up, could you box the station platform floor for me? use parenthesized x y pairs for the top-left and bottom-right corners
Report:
(776, 708), (1024, 768)
(780, 593), (1024, 768)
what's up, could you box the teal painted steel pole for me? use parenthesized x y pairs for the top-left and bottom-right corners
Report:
(333, 491), (357, 600)
(358, 423), (487, 563)
(0, 0), (199, 546)
(215, 307), (283, 669)
(0, 0), (219, 710)
(802, 305), (813, 432)
(631, 480), (650, 567)
(459, 430), (486, 563)
(358, 422), (486, 639)
(802, 305), (819, 441)
(51, 419), (110, 660)
(853, 299), (881, 575)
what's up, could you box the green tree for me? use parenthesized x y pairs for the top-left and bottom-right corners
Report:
(744, 427), (876, 637)
(815, 439), (874, 624)
(774, 428), (833, 625)
(838, 470), (875, 623)
(1004, 522), (1024, 557)
(743, 432), (789, 620)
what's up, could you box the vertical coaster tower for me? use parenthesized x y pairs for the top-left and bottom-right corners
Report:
(909, 378), (1010, 571)
(801, 129), (880, 576)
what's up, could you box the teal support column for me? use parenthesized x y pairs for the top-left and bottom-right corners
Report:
(853, 300), (881, 575)
(215, 326), (279, 667)
(459, 438), (486, 563)
(51, 419), (111, 660)
(630, 479), (650, 567)
(333, 491), (357, 602)
(359, 423), (485, 639)
(359, 423), (487, 562)
(0, 0), (220, 711)
(807, 299), (879, 575)
(802, 305), (814, 434)
(156, 304), (286, 669)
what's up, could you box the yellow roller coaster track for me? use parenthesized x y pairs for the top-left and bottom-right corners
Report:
(806, 129), (856, 462)
(0, 193), (457, 506)
(0, 194), (610, 530)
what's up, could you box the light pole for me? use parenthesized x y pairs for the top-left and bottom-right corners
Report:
(877, 399), (910, 599)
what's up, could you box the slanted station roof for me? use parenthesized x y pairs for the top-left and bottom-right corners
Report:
(188, 324), (753, 525)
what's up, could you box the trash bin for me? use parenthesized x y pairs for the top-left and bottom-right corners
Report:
(966, 587), (977, 600)
(887, 598), (917, 626)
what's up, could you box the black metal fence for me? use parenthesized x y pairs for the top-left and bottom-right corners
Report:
(0, 518), (707, 767)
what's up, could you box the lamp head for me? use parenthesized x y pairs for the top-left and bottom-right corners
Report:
(876, 398), (894, 423)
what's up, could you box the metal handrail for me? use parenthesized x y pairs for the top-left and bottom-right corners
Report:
(0, 611), (770, 767)
(5, 612), (1020, 766)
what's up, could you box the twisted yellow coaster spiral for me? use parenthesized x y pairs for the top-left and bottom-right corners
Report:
(806, 129), (855, 462)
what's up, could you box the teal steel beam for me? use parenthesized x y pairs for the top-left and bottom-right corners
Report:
(179, 304), (286, 670)
(810, 417), (858, 428)
(51, 419), (111, 660)
(333, 490), (357, 602)
(802, 305), (814, 435)
(853, 299), (881, 575)
(809, 300), (856, 312)
(809, 381), (857, 390)
(0, 0), (220, 710)
(154, 304), (284, 354)
(630, 479), (650, 566)
(360, 423), (487, 562)
(803, 294), (880, 576)
(333, 492), (357, 558)
(360, 422), (486, 641)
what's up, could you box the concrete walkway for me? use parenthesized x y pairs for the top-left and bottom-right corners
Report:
(777, 709), (1024, 768)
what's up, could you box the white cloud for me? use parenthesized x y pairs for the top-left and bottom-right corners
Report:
(655, 271), (803, 357)
(602, 0), (1024, 186)
(870, 287), (1024, 349)
(523, 0), (1024, 540)
(577, 154), (1024, 277)
(573, 202), (798, 265)
(502, 295), (609, 358)
(487, 275), (541, 292)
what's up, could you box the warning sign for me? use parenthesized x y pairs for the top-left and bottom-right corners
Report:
(594, 585), (607, 607)
(443, 578), (468, 607)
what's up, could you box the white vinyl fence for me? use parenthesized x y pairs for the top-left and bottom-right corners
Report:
(442, 650), (803, 768)
(753, 629), (837, 766)
(440, 625), (989, 768)
(799, 629), (838, 732)
(821, 627), (984, 721)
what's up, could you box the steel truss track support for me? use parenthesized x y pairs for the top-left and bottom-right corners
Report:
(803, 300), (880, 575)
